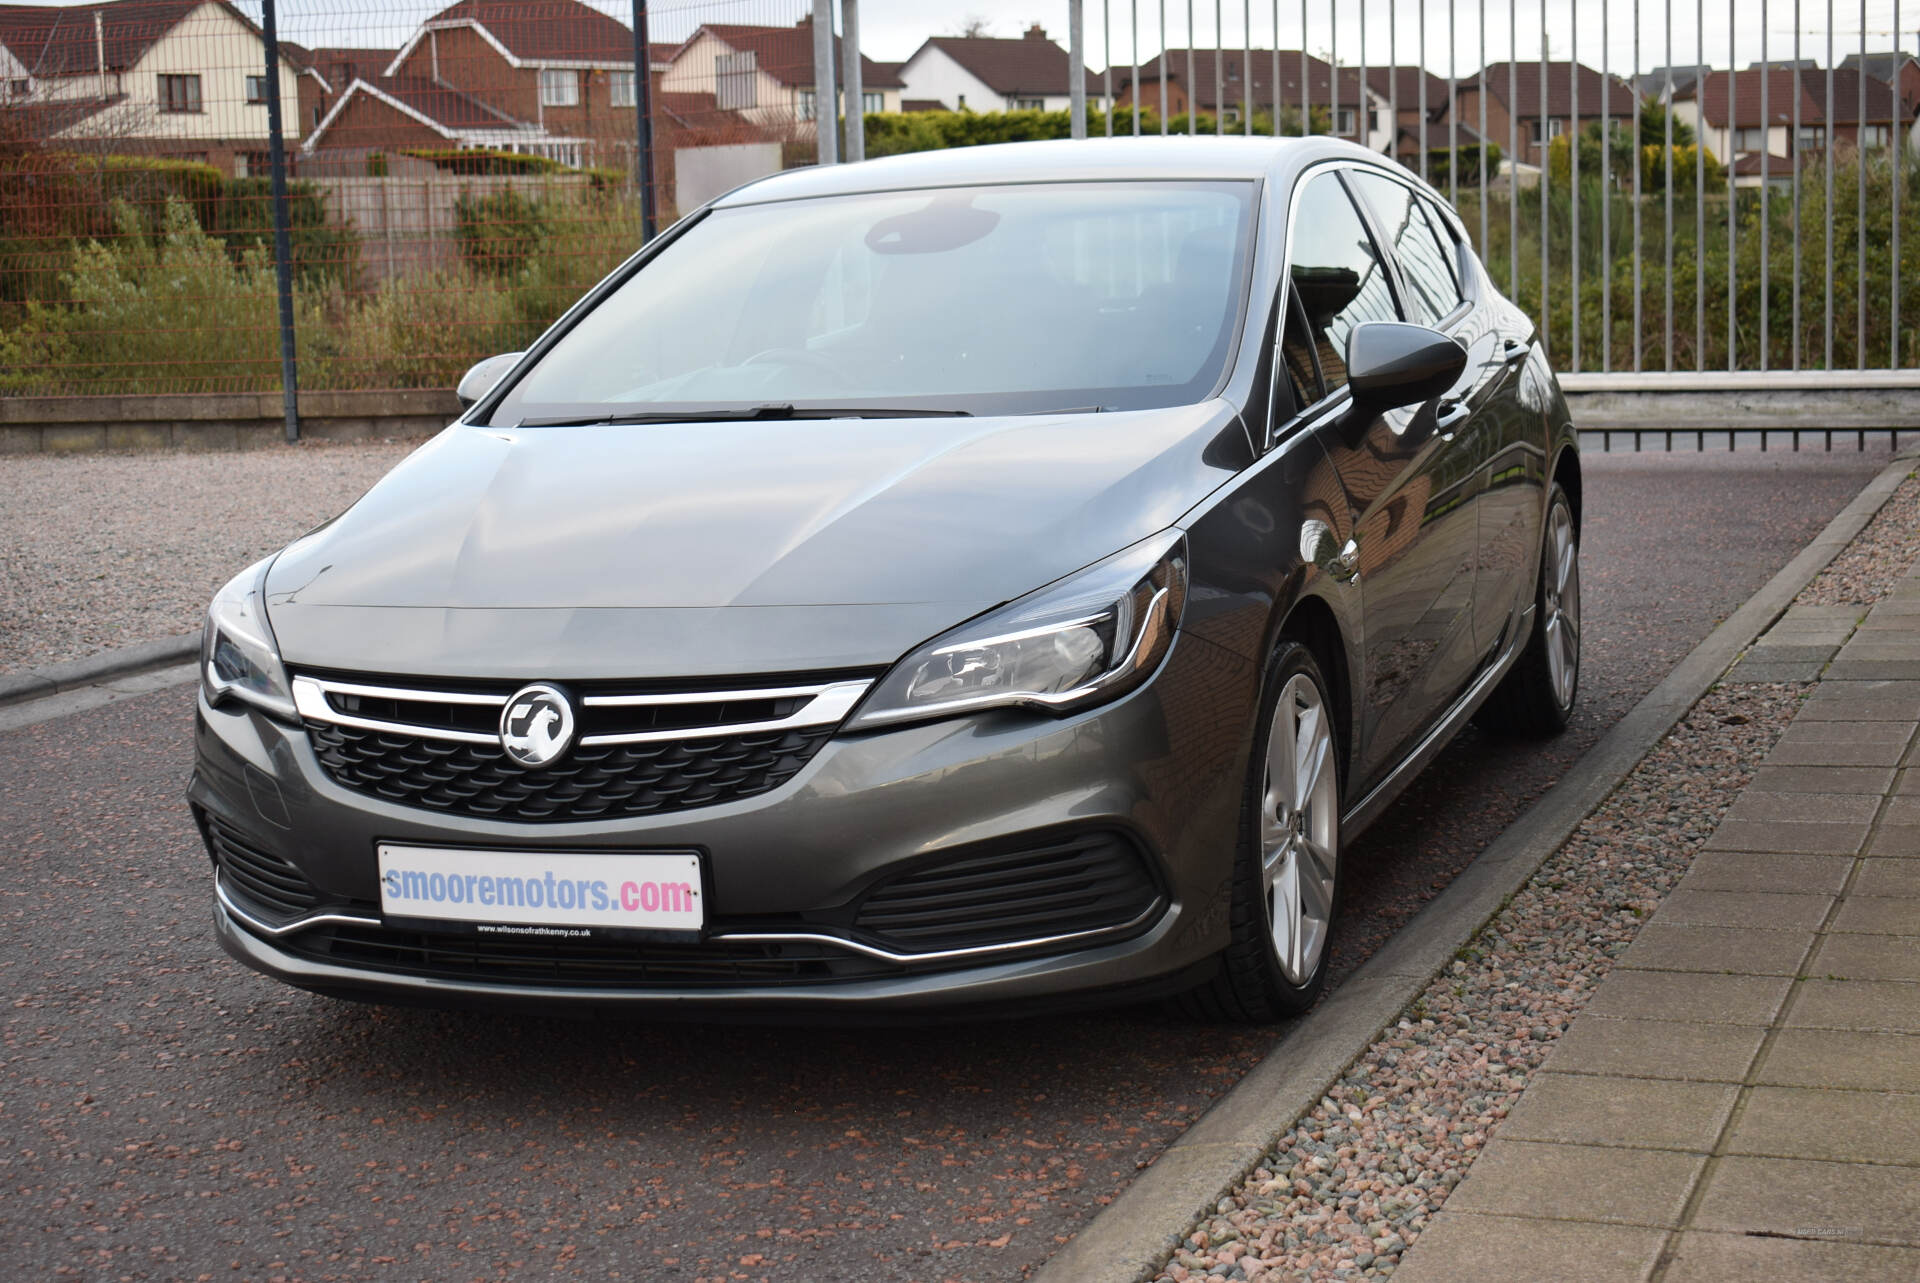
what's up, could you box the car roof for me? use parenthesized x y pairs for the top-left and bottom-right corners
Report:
(713, 135), (1382, 207)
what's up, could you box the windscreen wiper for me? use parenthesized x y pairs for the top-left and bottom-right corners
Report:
(518, 404), (973, 427)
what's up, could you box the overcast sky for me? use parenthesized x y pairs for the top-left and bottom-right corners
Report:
(8, 1), (1915, 78)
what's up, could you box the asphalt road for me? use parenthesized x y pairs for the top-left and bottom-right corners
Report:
(0, 447), (1896, 1283)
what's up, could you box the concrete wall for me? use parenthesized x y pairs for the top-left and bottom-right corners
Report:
(308, 173), (599, 281)
(675, 142), (782, 212)
(0, 389), (457, 453)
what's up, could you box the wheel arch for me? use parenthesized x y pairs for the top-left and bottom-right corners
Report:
(1551, 441), (1582, 533)
(1275, 591), (1355, 794)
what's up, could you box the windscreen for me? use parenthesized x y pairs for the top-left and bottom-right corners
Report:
(489, 180), (1253, 423)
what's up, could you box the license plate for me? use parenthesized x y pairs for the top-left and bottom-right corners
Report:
(376, 844), (703, 935)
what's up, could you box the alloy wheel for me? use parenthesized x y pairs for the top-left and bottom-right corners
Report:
(1542, 501), (1581, 710)
(1259, 673), (1339, 986)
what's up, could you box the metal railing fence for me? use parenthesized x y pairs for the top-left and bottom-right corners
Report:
(0, 0), (1914, 433)
(1064, 0), (1919, 385)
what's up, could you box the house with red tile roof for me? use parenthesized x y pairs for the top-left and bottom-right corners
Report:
(1671, 65), (1903, 186)
(0, 0), (308, 174)
(301, 0), (679, 169)
(1115, 48), (1391, 149)
(660, 16), (902, 132)
(1454, 61), (1638, 166)
(896, 25), (1106, 113)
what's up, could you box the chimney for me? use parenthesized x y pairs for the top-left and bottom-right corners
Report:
(1026, 24), (1047, 41)
(94, 9), (105, 86)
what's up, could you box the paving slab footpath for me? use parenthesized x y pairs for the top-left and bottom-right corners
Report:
(1391, 569), (1920, 1283)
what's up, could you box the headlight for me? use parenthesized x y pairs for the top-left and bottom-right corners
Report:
(848, 531), (1188, 730)
(201, 556), (295, 720)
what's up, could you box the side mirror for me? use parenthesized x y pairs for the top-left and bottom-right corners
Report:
(1344, 322), (1467, 412)
(455, 352), (524, 411)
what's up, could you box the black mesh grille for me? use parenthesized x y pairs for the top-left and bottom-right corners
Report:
(852, 831), (1162, 954)
(283, 924), (898, 988)
(307, 723), (834, 822)
(206, 817), (321, 922)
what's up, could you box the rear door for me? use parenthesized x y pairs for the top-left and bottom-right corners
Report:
(1287, 169), (1482, 791)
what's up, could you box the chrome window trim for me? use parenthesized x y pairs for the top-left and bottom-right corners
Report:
(289, 673), (872, 748)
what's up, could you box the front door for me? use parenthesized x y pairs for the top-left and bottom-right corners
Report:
(1287, 169), (1483, 791)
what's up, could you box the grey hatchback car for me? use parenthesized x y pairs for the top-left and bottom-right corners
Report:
(192, 137), (1579, 1023)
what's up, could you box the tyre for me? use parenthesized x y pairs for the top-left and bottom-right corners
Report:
(1476, 482), (1581, 736)
(1180, 640), (1341, 1024)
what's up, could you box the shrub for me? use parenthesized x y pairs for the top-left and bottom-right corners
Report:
(454, 187), (549, 277)
(330, 267), (519, 389)
(215, 176), (363, 288)
(0, 196), (325, 396)
(404, 148), (572, 175)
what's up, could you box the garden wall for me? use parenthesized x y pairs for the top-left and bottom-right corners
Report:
(0, 389), (456, 452)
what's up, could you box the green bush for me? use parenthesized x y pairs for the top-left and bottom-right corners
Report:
(404, 148), (571, 175)
(0, 196), (326, 395)
(330, 267), (518, 389)
(215, 176), (362, 288)
(862, 105), (1329, 158)
(454, 188), (549, 277)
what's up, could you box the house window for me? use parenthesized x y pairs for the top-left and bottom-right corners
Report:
(1733, 125), (1766, 151)
(311, 104), (322, 128)
(1336, 108), (1357, 135)
(609, 70), (635, 108)
(540, 68), (579, 107)
(234, 151), (271, 177)
(1545, 117), (1565, 139)
(246, 73), (267, 104)
(1861, 124), (1891, 148)
(4, 77), (28, 100)
(799, 89), (816, 120)
(1013, 96), (1044, 111)
(158, 73), (201, 113)
(1796, 125), (1825, 150)
(715, 50), (758, 109)
(864, 91), (884, 113)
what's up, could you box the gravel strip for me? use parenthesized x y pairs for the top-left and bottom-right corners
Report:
(0, 441), (417, 675)
(1799, 469), (1920, 605)
(1153, 468), (1920, 1283)
(1152, 683), (1801, 1283)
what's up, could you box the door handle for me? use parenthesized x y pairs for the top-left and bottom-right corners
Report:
(1501, 337), (1531, 364)
(1434, 399), (1470, 441)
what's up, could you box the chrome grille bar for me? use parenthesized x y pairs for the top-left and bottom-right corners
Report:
(291, 674), (872, 749)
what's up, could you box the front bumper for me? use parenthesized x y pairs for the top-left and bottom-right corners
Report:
(188, 630), (1256, 1012)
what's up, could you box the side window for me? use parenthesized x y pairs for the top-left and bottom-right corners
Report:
(1418, 198), (1467, 300)
(1345, 170), (1460, 327)
(1286, 171), (1400, 396)
(1278, 289), (1321, 410)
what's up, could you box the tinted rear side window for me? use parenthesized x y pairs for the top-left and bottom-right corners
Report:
(1286, 172), (1399, 393)
(1345, 170), (1462, 326)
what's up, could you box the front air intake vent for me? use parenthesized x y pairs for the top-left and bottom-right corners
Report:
(851, 831), (1162, 954)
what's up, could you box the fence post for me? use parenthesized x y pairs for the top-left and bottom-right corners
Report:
(812, 0), (838, 164)
(1069, 0), (1087, 138)
(260, 0), (299, 443)
(840, 0), (865, 162)
(631, 0), (657, 240)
